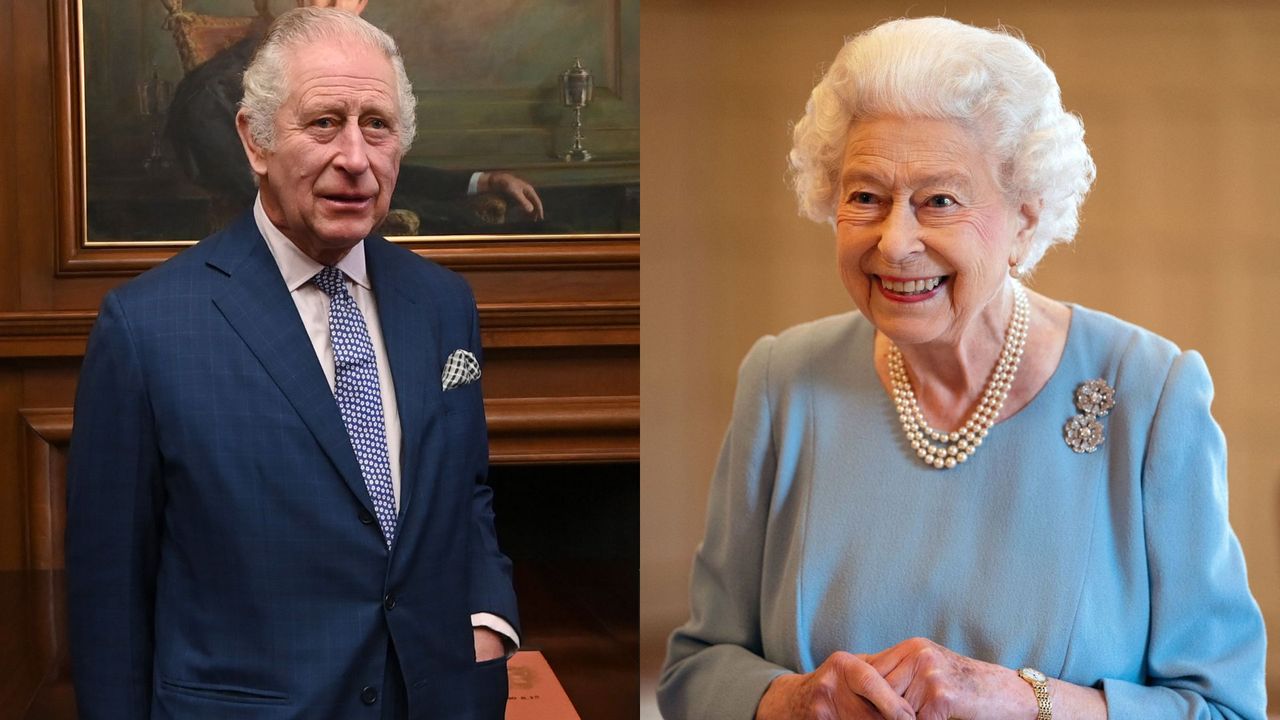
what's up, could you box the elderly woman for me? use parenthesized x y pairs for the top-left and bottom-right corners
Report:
(657, 17), (1266, 720)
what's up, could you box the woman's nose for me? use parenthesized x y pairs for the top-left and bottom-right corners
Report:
(876, 203), (924, 262)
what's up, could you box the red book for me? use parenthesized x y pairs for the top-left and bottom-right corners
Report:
(505, 650), (582, 720)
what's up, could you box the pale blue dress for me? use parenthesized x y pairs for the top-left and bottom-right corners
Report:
(658, 306), (1266, 719)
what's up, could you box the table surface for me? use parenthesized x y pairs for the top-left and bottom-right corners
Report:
(0, 565), (637, 720)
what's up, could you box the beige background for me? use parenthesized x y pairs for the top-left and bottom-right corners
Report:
(640, 0), (1280, 714)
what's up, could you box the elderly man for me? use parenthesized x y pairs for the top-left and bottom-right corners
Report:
(67, 7), (518, 719)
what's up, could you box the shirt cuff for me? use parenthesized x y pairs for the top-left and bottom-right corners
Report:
(466, 172), (483, 196)
(471, 612), (519, 650)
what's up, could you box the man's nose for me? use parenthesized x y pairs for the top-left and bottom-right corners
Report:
(332, 122), (371, 175)
(877, 202), (924, 262)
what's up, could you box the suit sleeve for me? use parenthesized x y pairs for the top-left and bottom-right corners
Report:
(66, 292), (163, 718)
(657, 336), (792, 720)
(463, 296), (521, 639)
(394, 164), (474, 201)
(1100, 351), (1267, 719)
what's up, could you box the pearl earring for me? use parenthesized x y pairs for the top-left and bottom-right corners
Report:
(1009, 257), (1024, 280)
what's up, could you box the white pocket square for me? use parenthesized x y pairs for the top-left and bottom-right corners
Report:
(441, 349), (481, 390)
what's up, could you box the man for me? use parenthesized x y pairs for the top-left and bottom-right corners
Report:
(67, 8), (518, 718)
(166, 0), (544, 233)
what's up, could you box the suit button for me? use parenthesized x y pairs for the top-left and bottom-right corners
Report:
(360, 686), (377, 705)
(358, 510), (374, 525)
(383, 593), (396, 611)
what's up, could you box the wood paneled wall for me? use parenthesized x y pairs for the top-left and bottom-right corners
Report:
(0, 1), (639, 573)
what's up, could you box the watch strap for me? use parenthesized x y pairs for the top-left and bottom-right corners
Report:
(1018, 667), (1052, 720)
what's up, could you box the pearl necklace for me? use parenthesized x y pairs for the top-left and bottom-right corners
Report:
(887, 281), (1030, 470)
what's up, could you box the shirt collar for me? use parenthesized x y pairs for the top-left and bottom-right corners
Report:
(254, 193), (371, 292)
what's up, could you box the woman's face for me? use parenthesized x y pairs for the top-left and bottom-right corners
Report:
(835, 116), (1034, 349)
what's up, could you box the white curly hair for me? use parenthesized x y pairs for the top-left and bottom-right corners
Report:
(788, 17), (1096, 271)
(240, 6), (417, 155)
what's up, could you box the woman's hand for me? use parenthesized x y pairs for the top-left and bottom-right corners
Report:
(756, 651), (916, 720)
(865, 638), (1033, 720)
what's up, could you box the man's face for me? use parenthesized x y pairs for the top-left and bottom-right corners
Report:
(238, 37), (401, 264)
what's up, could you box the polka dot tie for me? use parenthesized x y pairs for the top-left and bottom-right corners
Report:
(313, 266), (397, 547)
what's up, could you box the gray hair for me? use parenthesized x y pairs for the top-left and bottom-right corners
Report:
(241, 6), (417, 155)
(789, 17), (1096, 271)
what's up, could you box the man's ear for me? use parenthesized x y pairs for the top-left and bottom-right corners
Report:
(235, 109), (270, 178)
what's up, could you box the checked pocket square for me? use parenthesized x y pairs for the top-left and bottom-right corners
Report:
(441, 349), (481, 390)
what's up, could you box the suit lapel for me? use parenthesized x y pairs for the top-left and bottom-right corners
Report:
(206, 214), (377, 518)
(366, 237), (439, 527)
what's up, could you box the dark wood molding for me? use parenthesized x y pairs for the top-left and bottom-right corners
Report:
(17, 409), (71, 444)
(0, 312), (94, 358)
(0, 303), (638, 359)
(50, 0), (92, 279)
(19, 409), (71, 571)
(17, 393), (637, 519)
(408, 239), (638, 272)
(58, 236), (639, 278)
(479, 302), (639, 348)
(487, 395), (639, 464)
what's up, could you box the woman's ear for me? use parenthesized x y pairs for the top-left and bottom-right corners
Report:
(1013, 197), (1044, 259)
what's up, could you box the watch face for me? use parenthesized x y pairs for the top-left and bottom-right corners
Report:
(1020, 668), (1047, 683)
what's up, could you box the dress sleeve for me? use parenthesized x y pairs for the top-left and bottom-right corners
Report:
(1100, 351), (1267, 719)
(657, 336), (793, 720)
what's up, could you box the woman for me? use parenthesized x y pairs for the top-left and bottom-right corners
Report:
(657, 17), (1265, 720)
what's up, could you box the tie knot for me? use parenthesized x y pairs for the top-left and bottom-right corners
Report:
(312, 265), (347, 298)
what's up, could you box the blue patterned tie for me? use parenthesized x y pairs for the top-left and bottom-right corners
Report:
(312, 266), (397, 547)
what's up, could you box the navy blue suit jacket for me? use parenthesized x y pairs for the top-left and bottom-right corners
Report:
(66, 212), (519, 719)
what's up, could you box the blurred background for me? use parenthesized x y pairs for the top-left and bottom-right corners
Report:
(641, 0), (1280, 716)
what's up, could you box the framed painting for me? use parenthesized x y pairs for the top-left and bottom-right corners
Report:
(55, 0), (638, 273)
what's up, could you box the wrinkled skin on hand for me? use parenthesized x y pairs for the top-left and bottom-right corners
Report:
(867, 637), (1030, 720)
(758, 638), (1039, 720)
(756, 651), (915, 720)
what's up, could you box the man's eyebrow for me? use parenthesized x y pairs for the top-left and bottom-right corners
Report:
(295, 99), (345, 115)
(297, 96), (396, 114)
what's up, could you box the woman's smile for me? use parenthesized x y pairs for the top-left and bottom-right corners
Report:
(875, 274), (948, 302)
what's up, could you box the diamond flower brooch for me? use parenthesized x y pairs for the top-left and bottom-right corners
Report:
(1064, 379), (1115, 453)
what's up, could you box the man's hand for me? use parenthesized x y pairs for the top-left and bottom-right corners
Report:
(477, 171), (545, 220)
(473, 627), (507, 663)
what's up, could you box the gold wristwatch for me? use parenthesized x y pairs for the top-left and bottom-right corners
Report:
(1017, 667), (1052, 720)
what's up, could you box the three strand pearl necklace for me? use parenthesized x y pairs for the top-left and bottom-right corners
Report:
(887, 281), (1030, 470)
